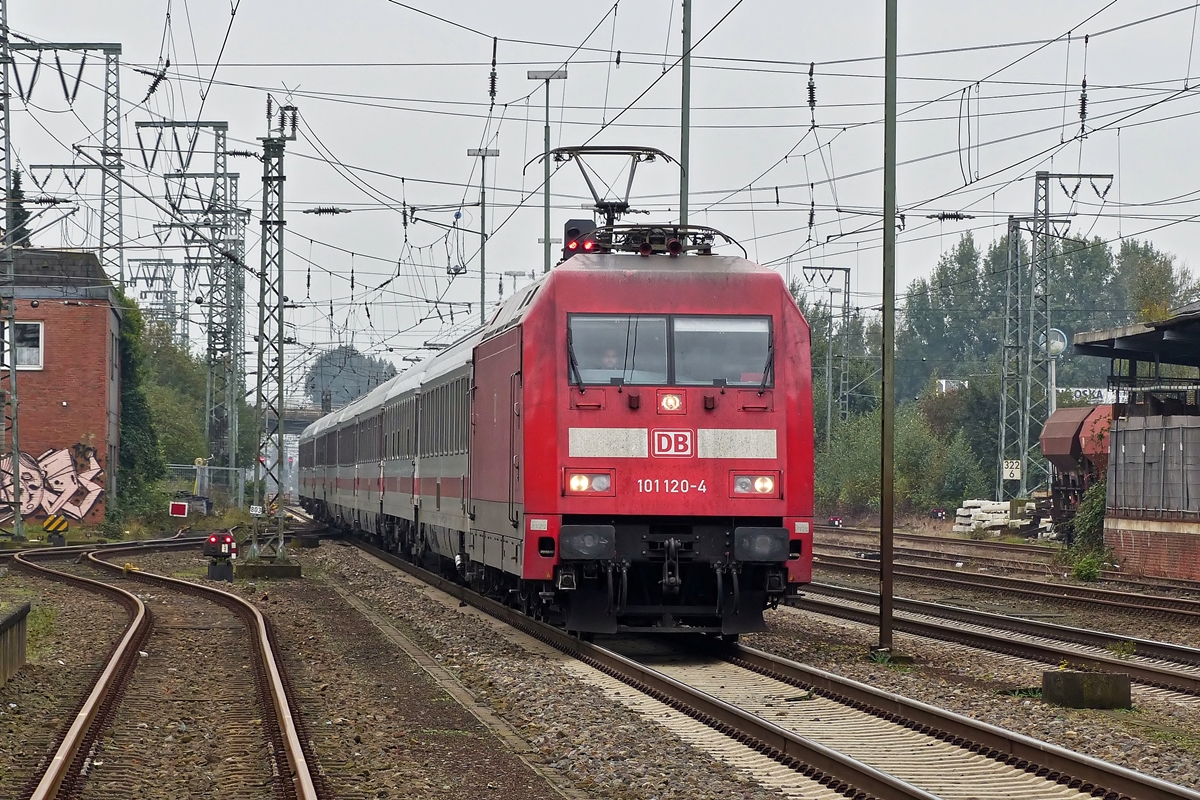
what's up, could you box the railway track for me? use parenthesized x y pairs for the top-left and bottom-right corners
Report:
(794, 585), (1200, 698)
(10, 542), (323, 800)
(814, 553), (1200, 621)
(348, 537), (1200, 800)
(817, 526), (1200, 595)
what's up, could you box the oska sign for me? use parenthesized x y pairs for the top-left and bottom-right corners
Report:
(652, 429), (693, 457)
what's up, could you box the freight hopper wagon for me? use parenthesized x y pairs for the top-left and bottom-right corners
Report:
(299, 227), (815, 635)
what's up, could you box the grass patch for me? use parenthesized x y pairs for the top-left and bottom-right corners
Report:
(25, 605), (57, 659)
(1105, 640), (1137, 659)
(999, 687), (1042, 698)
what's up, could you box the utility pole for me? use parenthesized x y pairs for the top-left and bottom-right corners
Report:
(0, 0), (21, 539)
(877, 0), (898, 656)
(527, 70), (566, 274)
(678, 0), (692, 227)
(251, 98), (296, 561)
(468, 148), (498, 326)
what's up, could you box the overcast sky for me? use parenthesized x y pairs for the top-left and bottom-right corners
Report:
(12, 1), (1200, 396)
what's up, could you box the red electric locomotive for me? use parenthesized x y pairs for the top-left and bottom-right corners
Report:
(299, 225), (814, 636)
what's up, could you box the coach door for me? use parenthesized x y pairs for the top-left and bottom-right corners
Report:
(470, 327), (523, 561)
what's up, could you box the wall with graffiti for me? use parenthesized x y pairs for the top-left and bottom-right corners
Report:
(0, 444), (104, 522)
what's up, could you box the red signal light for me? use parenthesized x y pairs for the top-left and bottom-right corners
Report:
(582, 239), (595, 251)
(208, 535), (218, 543)
(567, 240), (579, 251)
(223, 535), (233, 544)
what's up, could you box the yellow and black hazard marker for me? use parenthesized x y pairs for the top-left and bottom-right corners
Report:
(42, 515), (70, 534)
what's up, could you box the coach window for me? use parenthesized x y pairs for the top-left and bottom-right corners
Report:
(567, 315), (668, 386)
(673, 316), (772, 387)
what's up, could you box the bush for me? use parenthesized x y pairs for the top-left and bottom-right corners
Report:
(1073, 480), (1107, 551)
(1071, 551), (1103, 582)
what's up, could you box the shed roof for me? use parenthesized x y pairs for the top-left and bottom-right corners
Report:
(1073, 302), (1200, 368)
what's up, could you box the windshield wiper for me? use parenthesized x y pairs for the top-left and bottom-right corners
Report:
(566, 328), (586, 393)
(758, 339), (774, 396)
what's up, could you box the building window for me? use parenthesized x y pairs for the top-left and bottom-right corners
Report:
(1, 322), (43, 370)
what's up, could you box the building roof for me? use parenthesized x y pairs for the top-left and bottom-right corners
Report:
(13, 248), (111, 288)
(1073, 301), (1200, 368)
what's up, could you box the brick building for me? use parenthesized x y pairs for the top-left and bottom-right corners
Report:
(2, 249), (120, 526)
(1073, 301), (1200, 579)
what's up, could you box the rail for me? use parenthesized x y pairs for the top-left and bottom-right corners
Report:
(726, 643), (1200, 800)
(351, 538), (1200, 800)
(10, 542), (322, 800)
(354, 541), (933, 800)
(13, 549), (148, 800)
(794, 587), (1200, 696)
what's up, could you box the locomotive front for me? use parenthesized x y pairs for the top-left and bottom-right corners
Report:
(520, 250), (814, 635)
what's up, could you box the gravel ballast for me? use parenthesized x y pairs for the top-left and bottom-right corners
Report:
(751, 604), (1200, 789)
(133, 547), (788, 799)
(0, 565), (128, 791)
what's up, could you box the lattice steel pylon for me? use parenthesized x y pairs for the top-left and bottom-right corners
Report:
(1020, 171), (1112, 496)
(0, 0), (25, 538)
(11, 41), (123, 284)
(100, 48), (123, 285)
(128, 258), (182, 341)
(837, 272), (852, 422)
(996, 217), (1024, 499)
(251, 102), (296, 560)
(138, 121), (244, 487)
(1022, 173), (1053, 495)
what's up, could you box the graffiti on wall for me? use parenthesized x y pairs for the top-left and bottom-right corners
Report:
(0, 444), (104, 522)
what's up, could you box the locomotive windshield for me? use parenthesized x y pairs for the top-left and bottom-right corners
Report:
(567, 314), (772, 387)
(568, 315), (669, 385)
(674, 316), (771, 387)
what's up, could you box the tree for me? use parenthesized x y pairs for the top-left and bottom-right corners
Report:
(141, 321), (207, 464)
(303, 345), (397, 408)
(1117, 239), (1198, 322)
(112, 293), (167, 521)
(9, 169), (30, 246)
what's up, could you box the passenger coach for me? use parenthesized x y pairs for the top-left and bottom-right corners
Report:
(299, 227), (814, 636)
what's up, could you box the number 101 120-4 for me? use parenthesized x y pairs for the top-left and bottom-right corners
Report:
(637, 478), (706, 494)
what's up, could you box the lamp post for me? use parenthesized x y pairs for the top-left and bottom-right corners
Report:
(467, 148), (499, 327)
(528, 70), (567, 274)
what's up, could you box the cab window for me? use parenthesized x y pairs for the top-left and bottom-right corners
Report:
(673, 316), (771, 387)
(568, 315), (668, 385)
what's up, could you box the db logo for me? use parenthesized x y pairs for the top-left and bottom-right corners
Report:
(652, 429), (693, 457)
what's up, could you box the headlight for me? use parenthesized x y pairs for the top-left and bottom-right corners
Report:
(566, 471), (615, 495)
(733, 473), (778, 496)
(660, 393), (683, 412)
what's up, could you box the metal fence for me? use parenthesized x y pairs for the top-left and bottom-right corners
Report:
(165, 464), (247, 511)
(1107, 415), (1200, 517)
(0, 602), (29, 688)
